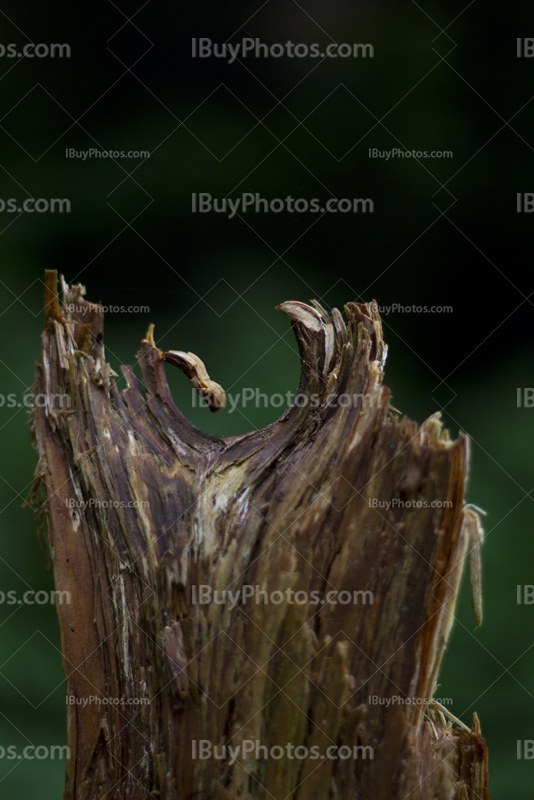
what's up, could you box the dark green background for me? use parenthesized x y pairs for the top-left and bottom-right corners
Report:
(0, 2), (533, 797)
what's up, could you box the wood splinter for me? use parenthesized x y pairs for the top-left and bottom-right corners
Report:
(163, 350), (226, 412)
(143, 323), (226, 412)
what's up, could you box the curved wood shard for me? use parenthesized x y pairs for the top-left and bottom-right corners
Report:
(163, 350), (226, 412)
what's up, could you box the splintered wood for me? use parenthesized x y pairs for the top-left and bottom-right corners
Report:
(29, 271), (489, 800)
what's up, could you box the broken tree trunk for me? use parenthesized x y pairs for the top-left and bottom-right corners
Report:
(28, 271), (489, 800)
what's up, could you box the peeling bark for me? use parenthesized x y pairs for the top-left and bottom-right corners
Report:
(28, 271), (489, 800)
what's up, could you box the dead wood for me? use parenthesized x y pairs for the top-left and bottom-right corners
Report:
(28, 271), (489, 800)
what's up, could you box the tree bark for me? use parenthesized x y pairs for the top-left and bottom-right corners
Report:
(28, 271), (489, 800)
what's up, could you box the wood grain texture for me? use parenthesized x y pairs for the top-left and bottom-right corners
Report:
(29, 271), (489, 800)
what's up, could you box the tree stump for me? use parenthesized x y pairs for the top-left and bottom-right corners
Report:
(28, 271), (489, 800)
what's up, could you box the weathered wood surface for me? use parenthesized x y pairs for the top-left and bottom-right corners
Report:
(29, 271), (489, 800)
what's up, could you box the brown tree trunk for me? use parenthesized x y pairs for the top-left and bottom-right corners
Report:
(28, 271), (489, 800)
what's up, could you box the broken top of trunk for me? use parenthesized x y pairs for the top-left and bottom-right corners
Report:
(29, 271), (489, 800)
